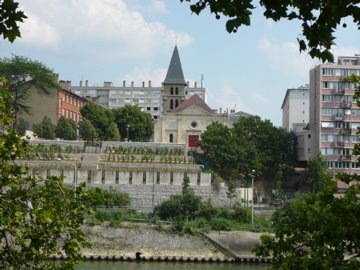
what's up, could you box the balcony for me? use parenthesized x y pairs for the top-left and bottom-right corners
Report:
(341, 101), (352, 108)
(339, 155), (352, 161)
(335, 141), (345, 147)
(340, 128), (352, 135)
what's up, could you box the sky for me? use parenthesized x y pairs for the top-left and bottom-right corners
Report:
(1, 0), (360, 127)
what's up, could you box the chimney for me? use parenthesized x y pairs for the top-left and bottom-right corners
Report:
(59, 80), (71, 91)
(80, 81), (82, 87)
(219, 108), (222, 113)
(148, 80), (151, 87)
(85, 80), (88, 87)
(187, 81), (189, 87)
(131, 81), (134, 87)
(194, 82), (197, 88)
(123, 80), (126, 87)
(142, 81), (145, 87)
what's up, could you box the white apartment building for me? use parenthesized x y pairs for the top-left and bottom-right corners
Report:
(309, 54), (360, 174)
(281, 85), (309, 132)
(64, 47), (207, 121)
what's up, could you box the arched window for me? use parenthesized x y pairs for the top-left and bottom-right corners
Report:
(175, 87), (179, 95)
(169, 133), (173, 143)
(170, 87), (174, 95)
(175, 99), (179, 108)
(170, 99), (174, 109)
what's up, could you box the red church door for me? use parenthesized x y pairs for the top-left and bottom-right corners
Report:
(188, 135), (199, 148)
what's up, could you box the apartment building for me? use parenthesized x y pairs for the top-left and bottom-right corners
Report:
(281, 85), (309, 132)
(20, 86), (87, 130)
(309, 55), (360, 174)
(65, 47), (206, 120)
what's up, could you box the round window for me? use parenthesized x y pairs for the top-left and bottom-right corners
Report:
(191, 121), (197, 128)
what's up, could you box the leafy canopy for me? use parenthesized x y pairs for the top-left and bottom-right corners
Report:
(180, 0), (360, 62)
(253, 74), (360, 269)
(0, 87), (93, 269)
(112, 104), (154, 142)
(0, 0), (27, 42)
(55, 116), (77, 140)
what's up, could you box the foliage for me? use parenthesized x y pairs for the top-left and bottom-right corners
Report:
(0, 55), (58, 125)
(80, 102), (118, 141)
(233, 115), (296, 172)
(112, 104), (154, 142)
(304, 152), (333, 192)
(254, 74), (360, 268)
(33, 115), (55, 139)
(79, 118), (97, 141)
(87, 188), (131, 207)
(55, 116), (77, 140)
(199, 117), (295, 182)
(272, 168), (283, 199)
(106, 122), (121, 141)
(0, 89), (93, 269)
(0, 0), (27, 42)
(199, 121), (258, 181)
(180, 0), (360, 62)
(253, 182), (360, 269)
(14, 117), (27, 136)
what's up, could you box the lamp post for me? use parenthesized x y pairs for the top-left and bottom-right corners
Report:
(126, 124), (129, 142)
(251, 169), (255, 225)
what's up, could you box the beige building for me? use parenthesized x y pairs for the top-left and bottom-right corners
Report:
(309, 54), (360, 174)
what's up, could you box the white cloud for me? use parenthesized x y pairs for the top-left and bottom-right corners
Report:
(331, 45), (360, 59)
(258, 38), (319, 78)
(121, 66), (167, 86)
(207, 85), (254, 114)
(18, 13), (60, 47)
(147, 0), (167, 14)
(17, 0), (191, 59)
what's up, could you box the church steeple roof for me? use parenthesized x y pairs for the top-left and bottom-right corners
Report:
(163, 46), (187, 85)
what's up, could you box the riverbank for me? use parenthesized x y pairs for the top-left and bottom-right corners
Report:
(81, 223), (227, 259)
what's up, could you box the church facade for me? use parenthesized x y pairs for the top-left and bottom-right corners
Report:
(154, 46), (250, 147)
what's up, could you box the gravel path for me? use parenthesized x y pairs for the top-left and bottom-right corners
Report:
(81, 224), (226, 259)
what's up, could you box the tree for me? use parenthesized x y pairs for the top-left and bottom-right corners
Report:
(253, 74), (360, 268)
(199, 122), (252, 181)
(14, 117), (27, 136)
(233, 115), (296, 173)
(55, 116), (77, 140)
(180, 0), (360, 62)
(78, 118), (97, 142)
(80, 102), (115, 141)
(0, 55), (59, 126)
(304, 152), (333, 192)
(106, 122), (121, 141)
(0, 89), (92, 269)
(254, 182), (360, 269)
(112, 104), (154, 142)
(0, 0), (27, 42)
(33, 115), (55, 139)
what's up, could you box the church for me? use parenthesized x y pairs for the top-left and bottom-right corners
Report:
(154, 46), (251, 147)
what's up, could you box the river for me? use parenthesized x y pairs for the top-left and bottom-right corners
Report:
(76, 261), (270, 270)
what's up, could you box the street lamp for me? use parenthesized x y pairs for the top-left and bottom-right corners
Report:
(251, 169), (255, 225)
(126, 124), (130, 142)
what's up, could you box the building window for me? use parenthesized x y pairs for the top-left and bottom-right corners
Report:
(175, 99), (179, 108)
(115, 171), (119, 184)
(101, 170), (105, 184)
(147, 107), (151, 111)
(154, 107), (158, 111)
(175, 87), (179, 95)
(170, 87), (174, 95)
(129, 171), (133, 185)
(170, 99), (174, 109)
(191, 121), (197, 128)
(170, 172), (174, 185)
(169, 133), (173, 143)
(143, 172), (146, 184)
(156, 171), (160, 184)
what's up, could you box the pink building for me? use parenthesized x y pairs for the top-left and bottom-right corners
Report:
(309, 55), (360, 174)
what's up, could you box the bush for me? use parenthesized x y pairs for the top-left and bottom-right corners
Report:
(87, 188), (131, 207)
